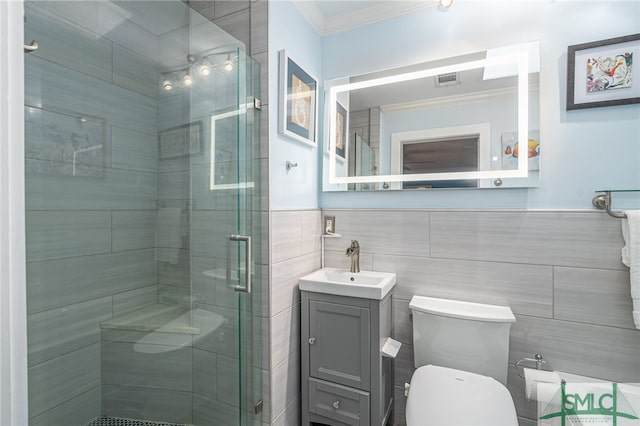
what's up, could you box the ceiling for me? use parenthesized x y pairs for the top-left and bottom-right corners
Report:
(292, 0), (440, 36)
(313, 1), (391, 18)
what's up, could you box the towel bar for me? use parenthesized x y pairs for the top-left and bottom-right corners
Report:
(592, 190), (631, 219)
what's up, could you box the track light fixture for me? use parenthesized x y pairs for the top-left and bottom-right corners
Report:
(160, 51), (236, 92)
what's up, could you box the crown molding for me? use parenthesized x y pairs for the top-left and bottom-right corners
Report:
(292, 0), (439, 37)
(323, 1), (438, 36)
(380, 84), (539, 112)
(291, 0), (326, 35)
(381, 87), (518, 112)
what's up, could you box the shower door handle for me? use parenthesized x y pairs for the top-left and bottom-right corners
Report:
(229, 235), (252, 293)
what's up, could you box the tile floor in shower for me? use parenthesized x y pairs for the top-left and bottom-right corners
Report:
(86, 416), (190, 426)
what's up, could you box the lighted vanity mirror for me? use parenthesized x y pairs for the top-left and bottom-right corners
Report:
(323, 41), (540, 191)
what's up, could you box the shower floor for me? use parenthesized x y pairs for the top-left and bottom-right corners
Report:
(86, 416), (191, 426)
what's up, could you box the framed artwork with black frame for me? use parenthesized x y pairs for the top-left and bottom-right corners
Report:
(278, 50), (318, 147)
(567, 33), (640, 110)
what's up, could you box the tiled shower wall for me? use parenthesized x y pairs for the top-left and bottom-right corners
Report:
(348, 108), (381, 191)
(24, 6), (159, 424)
(24, 1), (270, 425)
(349, 107), (381, 166)
(322, 209), (640, 425)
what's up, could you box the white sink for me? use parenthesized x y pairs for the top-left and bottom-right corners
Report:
(299, 268), (396, 300)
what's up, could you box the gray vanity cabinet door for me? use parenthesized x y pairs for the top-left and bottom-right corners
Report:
(309, 300), (371, 390)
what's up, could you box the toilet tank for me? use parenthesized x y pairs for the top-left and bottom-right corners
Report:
(409, 296), (516, 385)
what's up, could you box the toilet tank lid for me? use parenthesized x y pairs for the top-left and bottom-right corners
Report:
(409, 296), (515, 323)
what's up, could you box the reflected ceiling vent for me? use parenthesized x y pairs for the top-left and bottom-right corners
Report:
(434, 72), (460, 87)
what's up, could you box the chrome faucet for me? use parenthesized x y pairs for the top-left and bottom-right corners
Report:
(345, 240), (360, 273)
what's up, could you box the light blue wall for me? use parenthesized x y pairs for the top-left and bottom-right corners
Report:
(378, 93), (540, 175)
(317, 1), (640, 209)
(269, 0), (323, 209)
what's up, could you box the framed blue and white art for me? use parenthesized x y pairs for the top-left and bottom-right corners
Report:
(278, 50), (318, 147)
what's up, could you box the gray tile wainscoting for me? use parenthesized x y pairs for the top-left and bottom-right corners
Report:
(322, 209), (639, 425)
(269, 210), (322, 424)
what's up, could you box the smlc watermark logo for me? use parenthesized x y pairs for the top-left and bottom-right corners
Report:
(538, 382), (640, 426)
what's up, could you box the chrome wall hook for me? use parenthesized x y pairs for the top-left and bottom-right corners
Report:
(286, 161), (298, 172)
(24, 40), (38, 53)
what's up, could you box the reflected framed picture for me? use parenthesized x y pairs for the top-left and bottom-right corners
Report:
(335, 101), (347, 161)
(24, 104), (106, 178)
(501, 130), (540, 171)
(278, 50), (318, 147)
(567, 33), (640, 110)
(159, 121), (202, 159)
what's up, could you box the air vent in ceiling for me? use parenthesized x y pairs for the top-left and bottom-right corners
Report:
(435, 72), (460, 87)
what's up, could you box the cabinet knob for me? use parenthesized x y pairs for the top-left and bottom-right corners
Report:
(333, 400), (340, 409)
(309, 337), (316, 345)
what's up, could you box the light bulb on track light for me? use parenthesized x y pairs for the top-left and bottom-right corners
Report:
(199, 64), (210, 76)
(224, 54), (234, 72)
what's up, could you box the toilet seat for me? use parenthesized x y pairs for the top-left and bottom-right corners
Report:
(406, 365), (518, 426)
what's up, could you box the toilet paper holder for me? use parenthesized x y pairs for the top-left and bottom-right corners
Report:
(515, 353), (550, 378)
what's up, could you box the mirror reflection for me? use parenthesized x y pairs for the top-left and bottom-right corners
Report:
(323, 41), (540, 191)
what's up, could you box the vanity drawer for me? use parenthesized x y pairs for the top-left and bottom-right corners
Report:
(309, 378), (370, 425)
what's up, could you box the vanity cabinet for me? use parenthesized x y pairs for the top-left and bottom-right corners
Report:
(301, 291), (394, 426)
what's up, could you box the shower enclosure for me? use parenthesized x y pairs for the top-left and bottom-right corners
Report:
(24, 1), (262, 425)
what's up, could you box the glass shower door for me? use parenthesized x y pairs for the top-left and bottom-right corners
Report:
(23, 2), (262, 425)
(188, 44), (263, 425)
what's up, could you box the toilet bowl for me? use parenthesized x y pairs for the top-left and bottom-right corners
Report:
(406, 296), (518, 426)
(406, 365), (517, 426)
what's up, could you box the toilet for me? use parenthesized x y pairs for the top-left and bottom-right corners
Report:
(405, 296), (518, 426)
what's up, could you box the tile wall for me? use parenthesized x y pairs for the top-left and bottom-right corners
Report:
(349, 107), (381, 164)
(348, 108), (380, 190)
(104, 0), (271, 424)
(269, 210), (322, 424)
(25, 0), (270, 424)
(24, 4), (159, 424)
(321, 209), (640, 425)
